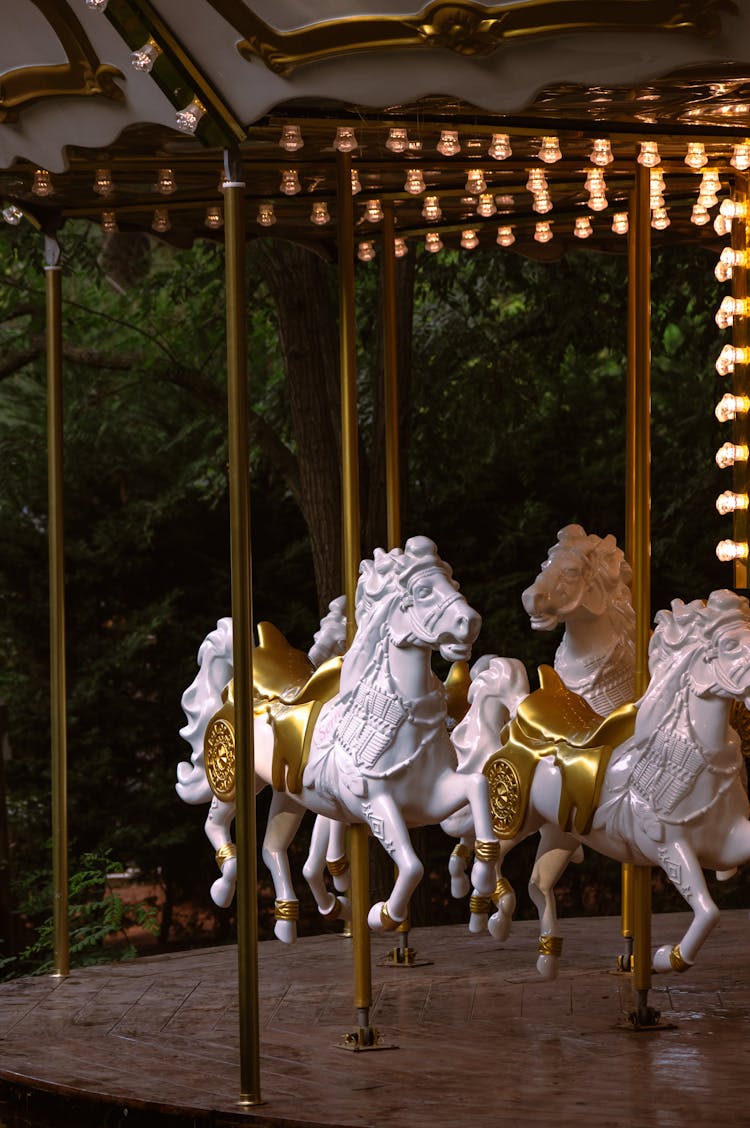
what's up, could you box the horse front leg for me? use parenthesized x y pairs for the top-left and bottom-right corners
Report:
(301, 815), (351, 927)
(359, 792), (423, 930)
(434, 770), (498, 896)
(205, 797), (238, 909)
(652, 839), (720, 973)
(262, 790), (306, 943)
(527, 825), (580, 979)
(326, 816), (351, 893)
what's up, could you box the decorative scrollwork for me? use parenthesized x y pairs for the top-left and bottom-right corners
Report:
(205, 716), (236, 803)
(486, 757), (523, 838)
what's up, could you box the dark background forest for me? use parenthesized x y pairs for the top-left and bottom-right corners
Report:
(0, 218), (739, 971)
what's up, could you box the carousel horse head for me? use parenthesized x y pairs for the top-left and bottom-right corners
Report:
(522, 524), (634, 634)
(353, 535), (481, 662)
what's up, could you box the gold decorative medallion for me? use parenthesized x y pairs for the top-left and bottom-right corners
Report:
(486, 757), (524, 838)
(204, 713), (236, 802)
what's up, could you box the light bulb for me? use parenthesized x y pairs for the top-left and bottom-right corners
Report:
(424, 231), (443, 253)
(386, 127), (409, 153)
(101, 210), (117, 233)
(488, 134), (511, 160)
(333, 126), (358, 152)
(716, 343), (749, 376)
(476, 193), (497, 218)
(310, 201), (330, 225)
(533, 192), (553, 214)
(394, 237), (408, 258)
(699, 189), (719, 209)
(404, 168), (425, 195)
(465, 169), (486, 194)
(364, 199), (383, 223)
(715, 258), (733, 282)
(437, 130), (460, 157)
(714, 213), (732, 237)
(130, 39), (161, 72)
(720, 198), (747, 219)
(280, 169), (301, 195)
(731, 143), (750, 171)
(588, 190), (608, 212)
(156, 168), (176, 195)
(32, 169), (52, 196)
(175, 98), (205, 134)
(701, 169), (721, 194)
(357, 240), (376, 262)
(151, 207), (170, 233)
(279, 125), (304, 152)
(585, 169), (605, 192)
(574, 216), (593, 239)
(351, 169), (362, 195)
(590, 138), (613, 166)
(93, 168), (114, 196)
(716, 539), (749, 563)
(715, 393), (750, 423)
(691, 203), (710, 226)
(534, 221), (553, 243)
(2, 205), (22, 225)
(684, 142), (708, 169)
(716, 295), (747, 329)
(651, 207), (670, 230)
(205, 206), (223, 229)
(637, 140), (660, 167)
(538, 136), (562, 163)
(611, 212), (628, 234)
(85, 0), (108, 9)
(496, 225), (515, 247)
(257, 202), (276, 227)
(716, 442), (749, 469)
(460, 229), (479, 250)
(526, 169), (548, 194)
(422, 195), (442, 221)
(716, 490), (750, 516)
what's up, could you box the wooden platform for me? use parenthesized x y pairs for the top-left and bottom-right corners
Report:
(2, 911), (750, 1127)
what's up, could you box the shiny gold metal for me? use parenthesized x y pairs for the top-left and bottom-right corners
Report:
(732, 176), (749, 588)
(538, 934), (563, 958)
(382, 203), (401, 551)
(327, 855), (350, 878)
(669, 944), (691, 972)
(204, 712), (236, 802)
(321, 897), (343, 922)
(474, 838), (501, 863)
(451, 842), (472, 861)
(469, 894), (492, 914)
(215, 843), (237, 870)
(273, 899), (300, 921)
(46, 241), (68, 979)
(221, 0), (729, 76)
(445, 661), (471, 727)
(224, 163), (261, 1107)
(379, 902), (401, 931)
(492, 877), (514, 904)
(621, 860), (634, 940)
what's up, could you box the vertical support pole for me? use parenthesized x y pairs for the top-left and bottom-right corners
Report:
(45, 235), (68, 979)
(732, 175), (749, 587)
(223, 151), (261, 1106)
(337, 152), (374, 1041)
(626, 161), (653, 1019)
(382, 203), (401, 552)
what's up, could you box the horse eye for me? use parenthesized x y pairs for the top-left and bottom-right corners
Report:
(723, 638), (740, 652)
(414, 585), (432, 599)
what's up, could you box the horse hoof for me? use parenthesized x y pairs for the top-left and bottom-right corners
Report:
(653, 944), (692, 974)
(367, 902), (387, 930)
(717, 867), (738, 882)
(210, 869), (236, 909)
(451, 874), (471, 899)
(274, 920), (298, 944)
(488, 911), (511, 942)
(469, 912), (488, 935)
(536, 954), (558, 980)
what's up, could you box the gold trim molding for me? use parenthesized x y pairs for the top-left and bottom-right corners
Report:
(208, 0), (735, 76)
(0, 0), (123, 122)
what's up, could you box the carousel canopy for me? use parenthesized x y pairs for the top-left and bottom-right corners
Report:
(4, 1), (750, 256)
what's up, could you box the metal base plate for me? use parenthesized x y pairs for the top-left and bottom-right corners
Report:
(380, 946), (433, 968)
(339, 1026), (398, 1052)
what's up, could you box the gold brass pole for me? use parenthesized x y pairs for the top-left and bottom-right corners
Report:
(224, 155), (261, 1105)
(382, 203), (401, 551)
(732, 175), (749, 588)
(45, 236), (68, 979)
(626, 161), (653, 1019)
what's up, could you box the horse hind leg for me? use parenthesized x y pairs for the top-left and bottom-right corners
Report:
(528, 825), (580, 979)
(262, 791), (306, 943)
(302, 815), (351, 928)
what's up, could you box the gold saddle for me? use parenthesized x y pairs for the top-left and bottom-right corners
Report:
(483, 665), (636, 838)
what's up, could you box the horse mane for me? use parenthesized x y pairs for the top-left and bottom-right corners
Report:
(554, 524), (635, 643)
(179, 616), (234, 763)
(649, 590), (750, 674)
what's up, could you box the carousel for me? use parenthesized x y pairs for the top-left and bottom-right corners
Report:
(3, 2), (750, 1123)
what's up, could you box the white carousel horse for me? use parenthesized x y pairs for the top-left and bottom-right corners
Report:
(176, 595), (347, 909)
(177, 536), (500, 942)
(445, 525), (635, 913)
(470, 590), (750, 979)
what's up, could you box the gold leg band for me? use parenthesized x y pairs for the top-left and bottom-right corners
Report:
(470, 894), (492, 914)
(538, 934), (563, 957)
(669, 944), (691, 973)
(380, 902), (401, 931)
(274, 899), (300, 921)
(215, 843), (237, 870)
(474, 839), (501, 863)
(326, 854), (350, 878)
(451, 843), (472, 861)
(492, 877), (514, 904)
(320, 896), (342, 922)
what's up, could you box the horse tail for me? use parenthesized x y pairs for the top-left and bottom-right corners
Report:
(452, 655), (529, 773)
(176, 617), (234, 804)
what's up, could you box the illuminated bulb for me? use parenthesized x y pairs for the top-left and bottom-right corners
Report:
(130, 39), (161, 72)
(684, 141), (708, 169)
(310, 201), (330, 225)
(32, 169), (52, 196)
(585, 169), (605, 192)
(437, 130), (460, 156)
(714, 213), (731, 237)
(85, 0), (108, 9)
(404, 168), (426, 195)
(256, 202), (276, 227)
(357, 240), (376, 262)
(465, 169), (486, 194)
(651, 207), (670, 230)
(496, 225), (515, 247)
(280, 169), (301, 195)
(175, 98), (205, 134)
(588, 190), (608, 212)
(2, 205), (22, 225)
(534, 221), (553, 243)
(205, 206), (223, 229)
(716, 247), (746, 285)
(590, 138), (613, 166)
(101, 210), (117, 233)
(533, 192), (553, 214)
(488, 133), (511, 160)
(151, 207), (170, 234)
(333, 126), (358, 152)
(156, 168), (176, 195)
(715, 393), (750, 423)
(731, 143), (750, 171)
(425, 231), (443, 253)
(279, 125), (304, 152)
(476, 193), (497, 218)
(526, 169), (548, 194)
(422, 195), (442, 221)
(461, 229), (479, 250)
(538, 136), (562, 163)
(351, 169), (362, 195)
(364, 198), (384, 222)
(716, 342), (749, 375)
(716, 490), (750, 516)
(716, 539), (749, 563)
(574, 216), (593, 239)
(650, 168), (665, 191)
(720, 198), (747, 219)
(637, 140), (660, 167)
(699, 188), (719, 209)
(394, 237), (408, 258)
(716, 442), (749, 470)
(386, 127), (409, 153)
(612, 212), (628, 234)
(691, 203), (710, 226)
(715, 295), (747, 329)
(699, 168), (720, 207)
(93, 168), (113, 196)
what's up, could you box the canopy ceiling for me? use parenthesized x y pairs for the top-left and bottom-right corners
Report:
(4, 0), (750, 257)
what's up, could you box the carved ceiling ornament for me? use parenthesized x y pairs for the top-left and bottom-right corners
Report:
(206, 0), (736, 77)
(0, 0), (124, 122)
